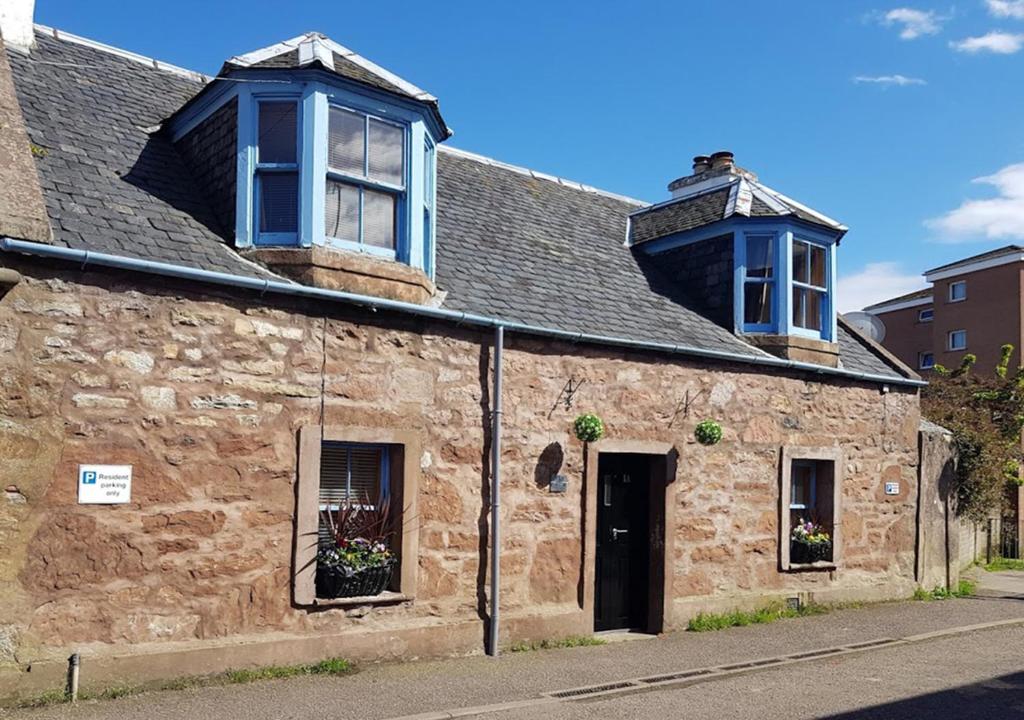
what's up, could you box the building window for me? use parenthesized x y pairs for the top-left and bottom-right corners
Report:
(255, 101), (300, 245)
(918, 308), (934, 323)
(743, 234), (775, 328)
(919, 352), (935, 370)
(294, 427), (420, 606)
(791, 239), (828, 333)
(949, 330), (967, 351)
(318, 443), (390, 545)
(949, 281), (967, 303)
(780, 448), (841, 570)
(325, 106), (406, 254)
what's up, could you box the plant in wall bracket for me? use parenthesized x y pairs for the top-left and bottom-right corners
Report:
(694, 419), (723, 446)
(573, 413), (605, 443)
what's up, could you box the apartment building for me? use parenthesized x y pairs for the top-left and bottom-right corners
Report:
(864, 246), (1024, 373)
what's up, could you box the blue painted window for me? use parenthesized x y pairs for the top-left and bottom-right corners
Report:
(791, 239), (828, 333)
(743, 234), (775, 329)
(325, 106), (406, 256)
(422, 136), (435, 278)
(255, 101), (300, 245)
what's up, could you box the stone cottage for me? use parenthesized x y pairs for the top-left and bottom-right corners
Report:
(0, 7), (928, 696)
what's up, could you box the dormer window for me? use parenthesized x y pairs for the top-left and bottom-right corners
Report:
(256, 101), (300, 244)
(325, 106), (406, 255)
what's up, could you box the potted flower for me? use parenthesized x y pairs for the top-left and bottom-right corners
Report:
(790, 518), (832, 564)
(317, 494), (397, 599)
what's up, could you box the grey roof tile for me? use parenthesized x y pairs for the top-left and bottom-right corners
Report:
(6, 30), (909, 382)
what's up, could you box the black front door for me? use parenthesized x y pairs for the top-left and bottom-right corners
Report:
(595, 454), (651, 632)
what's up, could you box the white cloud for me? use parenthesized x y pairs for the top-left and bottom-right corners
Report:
(837, 262), (926, 312)
(853, 74), (927, 86)
(950, 30), (1024, 53)
(881, 8), (945, 39)
(927, 163), (1024, 241)
(986, 0), (1024, 19)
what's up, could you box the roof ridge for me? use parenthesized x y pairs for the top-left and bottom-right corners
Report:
(438, 145), (649, 207)
(33, 24), (210, 83)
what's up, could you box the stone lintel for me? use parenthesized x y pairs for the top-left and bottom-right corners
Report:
(245, 245), (436, 305)
(745, 334), (841, 368)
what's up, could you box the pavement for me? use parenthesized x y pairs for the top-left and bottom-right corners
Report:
(4, 570), (1024, 720)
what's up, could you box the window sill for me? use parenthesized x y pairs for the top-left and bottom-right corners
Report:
(784, 561), (837, 572)
(311, 591), (411, 607)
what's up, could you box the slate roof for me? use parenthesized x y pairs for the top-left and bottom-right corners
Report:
(3, 27), (913, 383)
(863, 287), (933, 312)
(630, 173), (847, 246)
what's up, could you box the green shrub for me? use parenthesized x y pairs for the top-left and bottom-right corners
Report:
(694, 419), (723, 446)
(573, 413), (605, 443)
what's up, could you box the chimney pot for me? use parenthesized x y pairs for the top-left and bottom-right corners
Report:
(709, 151), (735, 172)
(692, 155), (711, 174)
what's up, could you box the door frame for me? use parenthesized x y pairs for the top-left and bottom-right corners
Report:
(583, 440), (677, 634)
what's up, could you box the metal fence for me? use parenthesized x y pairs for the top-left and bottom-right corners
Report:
(1000, 517), (1020, 560)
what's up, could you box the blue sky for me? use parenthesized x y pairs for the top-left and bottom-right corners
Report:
(35, 0), (1024, 310)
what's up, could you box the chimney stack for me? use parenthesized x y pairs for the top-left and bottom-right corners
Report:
(0, 0), (36, 51)
(692, 155), (711, 174)
(669, 150), (752, 197)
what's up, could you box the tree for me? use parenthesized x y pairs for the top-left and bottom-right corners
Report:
(921, 344), (1024, 522)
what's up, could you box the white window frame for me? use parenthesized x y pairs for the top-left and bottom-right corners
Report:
(949, 281), (967, 303)
(948, 330), (967, 351)
(918, 308), (934, 323)
(919, 352), (935, 370)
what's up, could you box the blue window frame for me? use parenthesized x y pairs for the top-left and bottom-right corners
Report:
(324, 105), (407, 259)
(254, 100), (301, 246)
(422, 136), (435, 279)
(741, 233), (776, 331)
(919, 352), (935, 370)
(791, 238), (828, 334)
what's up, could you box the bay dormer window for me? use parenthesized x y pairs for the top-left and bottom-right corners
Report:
(736, 228), (837, 343)
(325, 107), (406, 255)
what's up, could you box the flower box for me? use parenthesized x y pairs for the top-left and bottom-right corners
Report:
(316, 560), (396, 599)
(791, 539), (832, 565)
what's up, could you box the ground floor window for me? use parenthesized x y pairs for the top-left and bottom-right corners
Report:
(294, 427), (420, 605)
(780, 448), (842, 569)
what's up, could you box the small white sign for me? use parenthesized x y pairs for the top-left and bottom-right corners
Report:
(78, 464), (132, 504)
(884, 481), (900, 496)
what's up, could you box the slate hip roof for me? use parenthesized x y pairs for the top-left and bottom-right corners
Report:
(4, 27), (910, 383)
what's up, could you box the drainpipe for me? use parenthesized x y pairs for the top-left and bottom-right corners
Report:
(488, 325), (503, 656)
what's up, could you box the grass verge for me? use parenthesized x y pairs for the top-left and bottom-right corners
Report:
(912, 579), (976, 601)
(15, 657), (353, 709)
(687, 601), (829, 632)
(509, 635), (607, 652)
(982, 557), (1024, 572)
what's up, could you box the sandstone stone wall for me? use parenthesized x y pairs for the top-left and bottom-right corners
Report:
(0, 260), (920, 670)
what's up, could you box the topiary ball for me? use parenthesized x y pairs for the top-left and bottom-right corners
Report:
(694, 419), (723, 446)
(573, 413), (605, 443)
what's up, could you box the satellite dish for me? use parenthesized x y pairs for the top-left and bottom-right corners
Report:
(844, 311), (886, 343)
